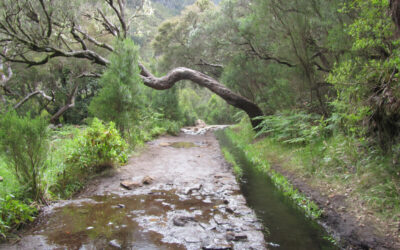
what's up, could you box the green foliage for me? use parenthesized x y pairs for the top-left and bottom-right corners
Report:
(0, 111), (49, 202)
(221, 53), (297, 114)
(223, 123), (323, 219)
(0, 195), (37, 240)
(133, 112), (182, 144)
(148, 85), (183, 121)
(221, 147), (243, 178)
(328, 0), (400, 147)
(234, 116), (400, 220)
(0, 157), (20, 200)
(178, 87), (236, 125)
(256, 111), (330, 145)
(66, 118), (128, 172)
(153, 0), (217, 71)
(319, 135), (400, 214)
(89, 39), (144, 135)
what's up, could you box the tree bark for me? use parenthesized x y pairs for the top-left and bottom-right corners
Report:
(391, 0), (400, 31)
(139, 64), (264, 128)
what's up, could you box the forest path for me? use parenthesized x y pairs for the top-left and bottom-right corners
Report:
(2, 128), (266, 249)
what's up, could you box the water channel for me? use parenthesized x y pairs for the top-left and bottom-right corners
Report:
(215, 130), (338, 250)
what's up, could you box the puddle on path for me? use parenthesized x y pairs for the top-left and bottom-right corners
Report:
(159, 141), (208, 148)
(33, 190), (226, 249)
(2, 131), (267, 250)
(170, 142), (198, 148)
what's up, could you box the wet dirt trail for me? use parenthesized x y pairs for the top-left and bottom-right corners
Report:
(1, 129), (266, 250)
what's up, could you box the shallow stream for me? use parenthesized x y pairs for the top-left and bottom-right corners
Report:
(215, 130), (338, 250)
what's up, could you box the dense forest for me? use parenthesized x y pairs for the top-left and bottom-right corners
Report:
(0, 0), (400, 247)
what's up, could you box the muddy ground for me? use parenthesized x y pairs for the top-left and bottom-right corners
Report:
(1, 129), (266, 250)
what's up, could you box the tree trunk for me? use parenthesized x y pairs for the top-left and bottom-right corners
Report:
(391, 0), (400, 31)
(139, 64), (264, 129)
(50, 82), (80, 124)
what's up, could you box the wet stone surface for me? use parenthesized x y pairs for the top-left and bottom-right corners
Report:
(1, 131), (266, 250)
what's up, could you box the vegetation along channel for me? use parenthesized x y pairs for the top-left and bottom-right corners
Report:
(1, 0), (400, 249)
(216, 129), (337, 249)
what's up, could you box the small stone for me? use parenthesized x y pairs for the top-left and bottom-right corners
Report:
(86, 226), (94, 230)
(225, 232), (247, 242)
(117, 204), (125, 208)
(267, 242), (280, 248)
(109, 239), (121, 249)
(120, 181), (142, 190)
(226, 232), (235, 241)
(173, 216), (196, 226)
(142, 176), (153, 185)
(225, 207), (234, 214)
(233, 234), (248, 241)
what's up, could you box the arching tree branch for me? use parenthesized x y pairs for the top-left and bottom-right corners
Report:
(0, 0), (264, 129)
(139, 64), (263, 128)
(14, 90), (53, 109)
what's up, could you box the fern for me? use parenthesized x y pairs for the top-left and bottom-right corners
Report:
(255, 110), (330, 145)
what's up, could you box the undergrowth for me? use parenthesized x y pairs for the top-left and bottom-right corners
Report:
(230, 112), (400, 230)
(0, 115), (181, 240)
(223, 122), (322, 219)
(221, 147), (243, 178)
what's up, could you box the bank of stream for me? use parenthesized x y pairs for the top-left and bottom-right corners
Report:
(215, 130), (337, 249)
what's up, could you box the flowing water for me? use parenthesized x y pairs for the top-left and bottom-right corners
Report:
(215, 130), (338, 250)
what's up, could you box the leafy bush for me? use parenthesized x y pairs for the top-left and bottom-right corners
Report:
(66, 118), (128, 172)
(0, 195), (37, 240)
(0, 111), (49, 202)
(328, 0), (400, 148)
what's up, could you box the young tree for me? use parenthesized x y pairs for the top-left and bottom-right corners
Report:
(89, 39), (143, 134)
(0, 111), (49, 202)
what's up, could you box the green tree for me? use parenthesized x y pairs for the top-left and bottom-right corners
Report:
(89, 39), (143, 135)
(328, 0), (400, 147)
(0, 111), (49, 202)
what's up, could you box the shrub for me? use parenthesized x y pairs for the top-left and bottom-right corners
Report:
(0, 195), (37, 240)
(0, 111), (49, 202)
(66, 118), (128, 172)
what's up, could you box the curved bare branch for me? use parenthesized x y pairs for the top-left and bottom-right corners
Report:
(139, 64), (263, 128)
(14, 90), (53, 109)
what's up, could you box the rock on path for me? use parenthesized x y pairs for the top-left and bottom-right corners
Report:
(1, 131), (266, 250)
